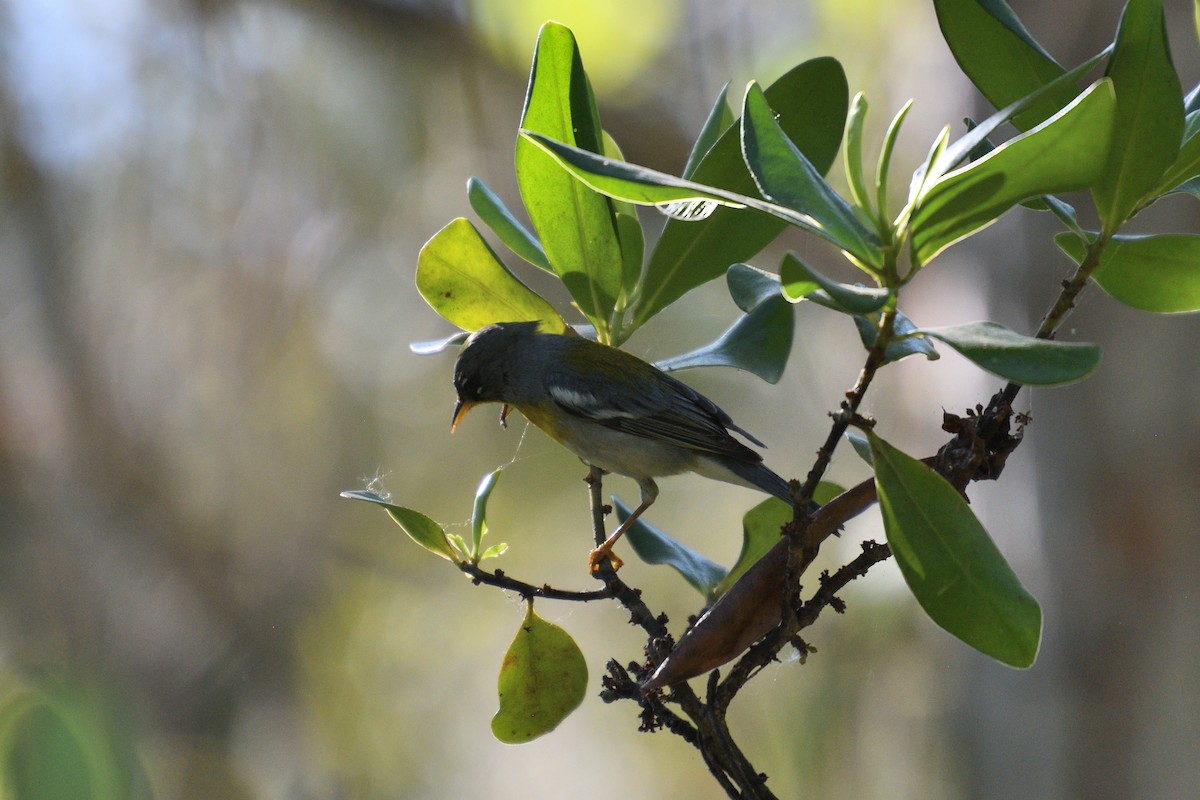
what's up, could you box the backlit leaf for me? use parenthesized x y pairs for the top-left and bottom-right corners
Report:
(514, 22), (623, 338)
(683, 83), (735, 180)
(491, 604), (588, 744)
(340, 490), (458, 561)
(415, 218), (566, 334)
(911, 80), (1115, 265)
(467, 177), (551, 272)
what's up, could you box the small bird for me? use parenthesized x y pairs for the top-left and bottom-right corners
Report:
(451, 321), (795, 570)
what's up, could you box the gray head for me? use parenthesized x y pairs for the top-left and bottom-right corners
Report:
(451, 321), (541, 429)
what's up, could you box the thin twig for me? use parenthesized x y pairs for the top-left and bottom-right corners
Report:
(457, 562), (614, 601)
(583, 465), (777, 799)
(585, 466), (671, 635)
(798, 540), (893, 627)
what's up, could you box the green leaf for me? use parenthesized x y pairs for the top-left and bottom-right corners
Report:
(635, 58), (849, 327)
(741, 82), (882, 269)
(907, 125), (952, 212)
(599, 130), (640, 221)
(340, 490), (458, 561)
(813, 481), (845, 506)
(467, 178), (552, 272)
(479, 542), (509, 561)
(779, 252), (889, 313)
(614, 211), (644, 318)
(1093, 0), (1185, 229)
(446, 532), (469, 557)
(491, 603), (588, 744)
(616, 498), (728, 598)
(853, 309), (940, 363)
(514, 22), (623, 339)
(471, 469), (505, 562)
(708, 482), (841, 601)
(1057, 232), (1200, 313)
(415, 218), (567, 334)
(712, 497), (791, 597)
(911, 80), (1115, 265)
(520, 132), (748, 206)
(601, 131), (646, 318)
(1039, 194), (1085, 239)
(844, 92), (873, 214)
(1150, 110), (1200, 197)
(920, 321), (1100, 385)
(934, 0), (1077, 130)
(683, 83), (735, 180)
(867, 430), (1042, 668)
(653, 294), (794, 383)
(918, 49), (1111, 193)
(877, 99), (914, 223)
(726, 263), (782, 312)
(521, 133), (866, 265)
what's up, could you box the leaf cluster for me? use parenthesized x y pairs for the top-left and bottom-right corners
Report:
(346, 0), (1200, 789)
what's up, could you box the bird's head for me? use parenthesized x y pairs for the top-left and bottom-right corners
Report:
(451, 321), (541, 431)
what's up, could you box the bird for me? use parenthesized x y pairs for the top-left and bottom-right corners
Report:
(451, 321), (796, 571)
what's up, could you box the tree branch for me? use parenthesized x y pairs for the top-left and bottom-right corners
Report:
(457, 562), (614, 601)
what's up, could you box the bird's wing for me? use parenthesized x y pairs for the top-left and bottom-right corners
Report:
(545, 354), (764, 464)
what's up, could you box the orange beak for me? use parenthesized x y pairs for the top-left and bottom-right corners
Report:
(450, 399), (475, 433)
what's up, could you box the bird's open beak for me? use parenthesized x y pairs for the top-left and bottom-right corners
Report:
(451, 399), (475, 433)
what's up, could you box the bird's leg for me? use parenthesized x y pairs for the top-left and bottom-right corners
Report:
(588, 478), (658, 573)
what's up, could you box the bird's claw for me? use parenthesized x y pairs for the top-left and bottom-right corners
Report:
(588, 547), (623, 574)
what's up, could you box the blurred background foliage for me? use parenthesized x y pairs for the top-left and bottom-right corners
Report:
(0, 0), (1197, 798)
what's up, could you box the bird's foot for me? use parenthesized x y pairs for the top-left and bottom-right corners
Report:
(588, 546), (623, 574)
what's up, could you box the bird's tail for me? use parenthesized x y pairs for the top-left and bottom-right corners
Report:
(719, 459), (831, 519)
(718, 460), (794, 506)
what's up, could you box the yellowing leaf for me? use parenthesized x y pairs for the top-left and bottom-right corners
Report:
(491, 604), (588, 744)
